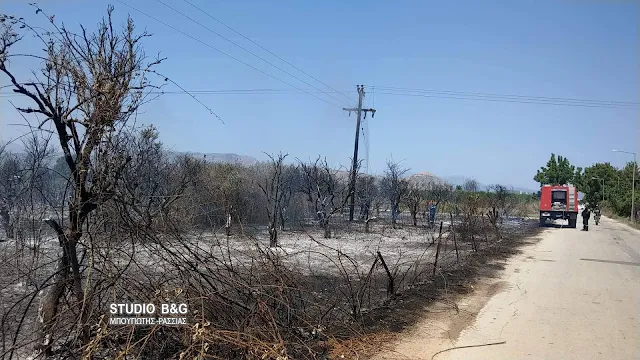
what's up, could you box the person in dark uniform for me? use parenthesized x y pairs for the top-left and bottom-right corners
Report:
(594, 205), (600, 212)
(428, 201), (437, 228)
(581, 204), (591, 231)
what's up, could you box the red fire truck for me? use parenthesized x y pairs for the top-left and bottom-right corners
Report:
(539, 184), (579, 228)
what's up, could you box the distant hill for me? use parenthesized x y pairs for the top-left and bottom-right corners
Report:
(406, 172), (447, 187)
(442, 175), (538, 194)
(441, 175), (475, 188)
(511, 186), (539, 194)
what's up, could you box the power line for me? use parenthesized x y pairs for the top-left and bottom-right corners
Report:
(366, 85), (640, 107)
(2, 85), (637, 109)
(179, 0), (355, 104)
(114, 0), (342, 108)
(0, 89), (351, 97)
(155, 0), (350, 107)
(360, 87), (372, 175)
(375, 91), (638, 109)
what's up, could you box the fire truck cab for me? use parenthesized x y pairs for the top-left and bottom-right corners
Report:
(539, 184), (579, 228)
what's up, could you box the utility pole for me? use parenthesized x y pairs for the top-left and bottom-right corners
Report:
(343, 85), (376, 222)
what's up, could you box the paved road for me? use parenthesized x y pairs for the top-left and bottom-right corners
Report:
(380, 216), (640, 360)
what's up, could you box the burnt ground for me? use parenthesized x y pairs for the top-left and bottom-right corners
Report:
(0, 216), (541, 359)
(323, 219), (542, 358)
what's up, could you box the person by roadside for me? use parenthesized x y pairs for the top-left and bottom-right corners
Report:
(581, 204), (591, 231)
(593, 205), (601, 224)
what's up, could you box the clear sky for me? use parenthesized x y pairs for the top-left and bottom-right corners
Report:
(1, 0), (638, 190)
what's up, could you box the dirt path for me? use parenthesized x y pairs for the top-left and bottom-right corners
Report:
(375, 216), (640, 360)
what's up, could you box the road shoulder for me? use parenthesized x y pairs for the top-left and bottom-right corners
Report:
(375, 215), (640, 360)
(371, 228), (543, 360)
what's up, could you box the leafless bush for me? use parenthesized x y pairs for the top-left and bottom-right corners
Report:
(462, 179), (479, 192)
(257, 152), (288, 247)
(380, 160), (409, 229)
(299, 157), (349, 239)
(0, 148), (22, 240)
(355, 174), (377, 224)
(278, 164), (304, 231)
(457, 184), (483, 251)
(404, 183), (425, 227)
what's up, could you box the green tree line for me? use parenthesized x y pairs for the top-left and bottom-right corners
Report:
(534, 153), (639, 219)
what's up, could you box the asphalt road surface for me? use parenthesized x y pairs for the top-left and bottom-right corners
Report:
(379, 216), (640, 360)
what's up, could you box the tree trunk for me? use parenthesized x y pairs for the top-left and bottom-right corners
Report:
(450, 212), (459, 263)
(391, 205), (398, 229)
(0, 207), (13, 239)
(225, 213), (232, 236)
(37, 248), (69, 356)
(410, 209), (417, 227)
(37, 219), (88, 355)
(279, 208), (286, 231)
(269, 222), (277, 247)
(323, 219), (331, 238)
(67, 237), (91, 344)
(37, 223), (71, 355)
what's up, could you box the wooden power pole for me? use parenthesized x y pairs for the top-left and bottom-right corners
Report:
(343, 85), (376, 222)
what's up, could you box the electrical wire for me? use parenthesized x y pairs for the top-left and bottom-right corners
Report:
(360, 86), (371, 175)
(155, 0), (350, 107)
(2, 84), (636, 109)
(114, 0), (343, 109)
(366, 86), (373, 174)
(366, 85), (639, 108)
(179, 0), (355, 104)
(0, 89), (350, 95)
(362, 119), (369, 175)
(374, 90), (638, 109)
(0, 89), (351, 97)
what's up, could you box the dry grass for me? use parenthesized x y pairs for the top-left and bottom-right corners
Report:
(603, 211), (640, 230)
(0, 215), (540, 359)
(327, 332), (397, 360)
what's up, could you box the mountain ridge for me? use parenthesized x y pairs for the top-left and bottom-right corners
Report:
(442, 175), (538, 194)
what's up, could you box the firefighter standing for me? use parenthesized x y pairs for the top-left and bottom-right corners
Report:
(581, 204), (591, 231)
(428, 201), (436, 228)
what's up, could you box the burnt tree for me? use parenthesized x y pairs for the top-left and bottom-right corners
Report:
(258, 152), (288, 247)
(404, 183), (425, 227)
(380, 160), (409, 228)
(299, 157), (348, 238)
(0, 7), (163, 354)
(278, 164), (301, 231)
(0, 148), (23, 239)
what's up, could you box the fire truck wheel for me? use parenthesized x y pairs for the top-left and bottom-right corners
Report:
(539, 217), (546, 227)
(568, 219), (577, 228)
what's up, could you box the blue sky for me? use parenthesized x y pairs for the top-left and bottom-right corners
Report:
(1, 0), (638, 190)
